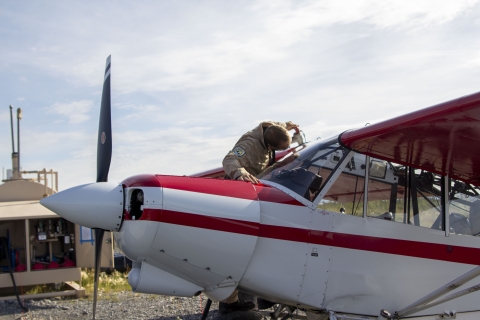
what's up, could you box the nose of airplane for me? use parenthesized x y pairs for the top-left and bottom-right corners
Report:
(40, 182), (124, 231)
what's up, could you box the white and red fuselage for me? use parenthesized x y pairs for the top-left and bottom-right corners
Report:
(115, 173), (480, 318)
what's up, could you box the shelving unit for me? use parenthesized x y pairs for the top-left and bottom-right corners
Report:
(0, 201), (81, 289)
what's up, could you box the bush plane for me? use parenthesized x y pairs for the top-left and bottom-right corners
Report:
(41, 56), (480, 320)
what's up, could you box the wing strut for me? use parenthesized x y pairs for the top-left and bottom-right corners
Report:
(380, 265), (480, 319)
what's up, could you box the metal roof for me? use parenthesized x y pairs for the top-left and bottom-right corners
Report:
(0, 200), (57, 220)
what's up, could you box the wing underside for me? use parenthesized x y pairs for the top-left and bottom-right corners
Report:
(340, 91), (480, 186)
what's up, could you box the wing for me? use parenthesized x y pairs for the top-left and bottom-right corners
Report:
(340, 91), (480, 186)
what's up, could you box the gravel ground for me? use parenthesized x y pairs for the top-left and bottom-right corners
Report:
(0, 292), (224, 320)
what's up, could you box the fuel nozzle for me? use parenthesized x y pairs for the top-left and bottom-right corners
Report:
(292, 127), (306, 145)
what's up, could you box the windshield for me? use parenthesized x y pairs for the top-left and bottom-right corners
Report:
(261, 137), (350, 201)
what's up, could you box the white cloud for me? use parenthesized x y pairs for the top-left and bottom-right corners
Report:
(254, 0), (479, 31)
(364, 0), (479, 29)
(466, 54), (480, 68)
(116, 103), (165, 123)
(108, 127), (232, 180)
(47, 100), (93, 124)
(3, 0), (479, 94)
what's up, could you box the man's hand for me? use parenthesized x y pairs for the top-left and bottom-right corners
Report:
(285, 121), (299, 131)
(237, 173), (260, 184)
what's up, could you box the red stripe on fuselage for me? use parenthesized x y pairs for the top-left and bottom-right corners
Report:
(142, 208), (259, 236)
(330, 232), (480, 265)
(139, 209), (480, 265)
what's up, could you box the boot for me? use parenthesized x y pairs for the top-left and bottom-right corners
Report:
(219, 299), (255, 314)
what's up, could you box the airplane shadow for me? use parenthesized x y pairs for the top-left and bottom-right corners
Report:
(147, 310), (220, 319)
(147, 310), (265, 320)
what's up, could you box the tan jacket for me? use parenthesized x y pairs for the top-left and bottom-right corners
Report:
(223, 121), (287, 180)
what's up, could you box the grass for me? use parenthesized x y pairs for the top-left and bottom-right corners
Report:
(21, 268), (131, 299)
(80, 268), (131, 295)
(25, 283), (69, 295)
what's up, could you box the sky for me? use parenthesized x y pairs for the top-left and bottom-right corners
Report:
(1, 0), (480, 190)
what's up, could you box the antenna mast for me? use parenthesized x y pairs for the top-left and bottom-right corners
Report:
(8, 105), (21, 179)
(17, 108), (22, 176)
(9, 105), (15, 153)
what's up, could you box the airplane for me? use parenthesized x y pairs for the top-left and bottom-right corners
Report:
(40, 55), (480, 320)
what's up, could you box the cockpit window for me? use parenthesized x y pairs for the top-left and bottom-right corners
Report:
(446, 180), (480, 236)
(261, 137), (350, 201)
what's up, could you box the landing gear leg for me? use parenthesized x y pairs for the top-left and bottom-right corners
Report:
(201, 298), (212, 320)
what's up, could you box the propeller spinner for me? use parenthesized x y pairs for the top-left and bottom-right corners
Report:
(40, 55), (120, 320)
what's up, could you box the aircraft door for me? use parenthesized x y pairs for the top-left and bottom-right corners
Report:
(298, 211), (334, 308)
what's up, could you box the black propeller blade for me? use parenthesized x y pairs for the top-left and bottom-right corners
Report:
(93, 55), (112, 320)
(93, 228), (105, 320)
(96, 55), (112, 183)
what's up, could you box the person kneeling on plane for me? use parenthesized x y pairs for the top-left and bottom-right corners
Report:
(223, 121), (299, 184)
(220, 120), (300, 314)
